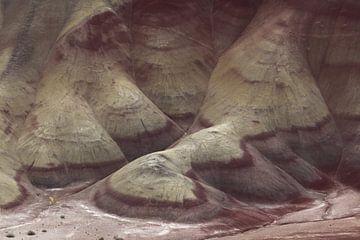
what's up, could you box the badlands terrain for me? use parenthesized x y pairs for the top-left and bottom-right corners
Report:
(1, 0), (360, 239)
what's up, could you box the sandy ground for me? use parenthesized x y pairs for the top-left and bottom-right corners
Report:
(1, 185), (360, 240)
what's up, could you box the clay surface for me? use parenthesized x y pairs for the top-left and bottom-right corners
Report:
(1, 0), (360, 239)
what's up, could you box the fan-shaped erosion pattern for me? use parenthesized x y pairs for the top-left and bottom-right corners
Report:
(1, 0), (360, 239)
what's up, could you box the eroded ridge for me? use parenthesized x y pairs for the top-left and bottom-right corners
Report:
(0, 0), (359, 232)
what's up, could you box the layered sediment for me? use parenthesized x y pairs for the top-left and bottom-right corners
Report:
(0, 1), (360, 235)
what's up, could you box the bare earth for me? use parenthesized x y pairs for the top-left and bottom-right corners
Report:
(1, 1), (360, 239)
(1, 184), (360, 240)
